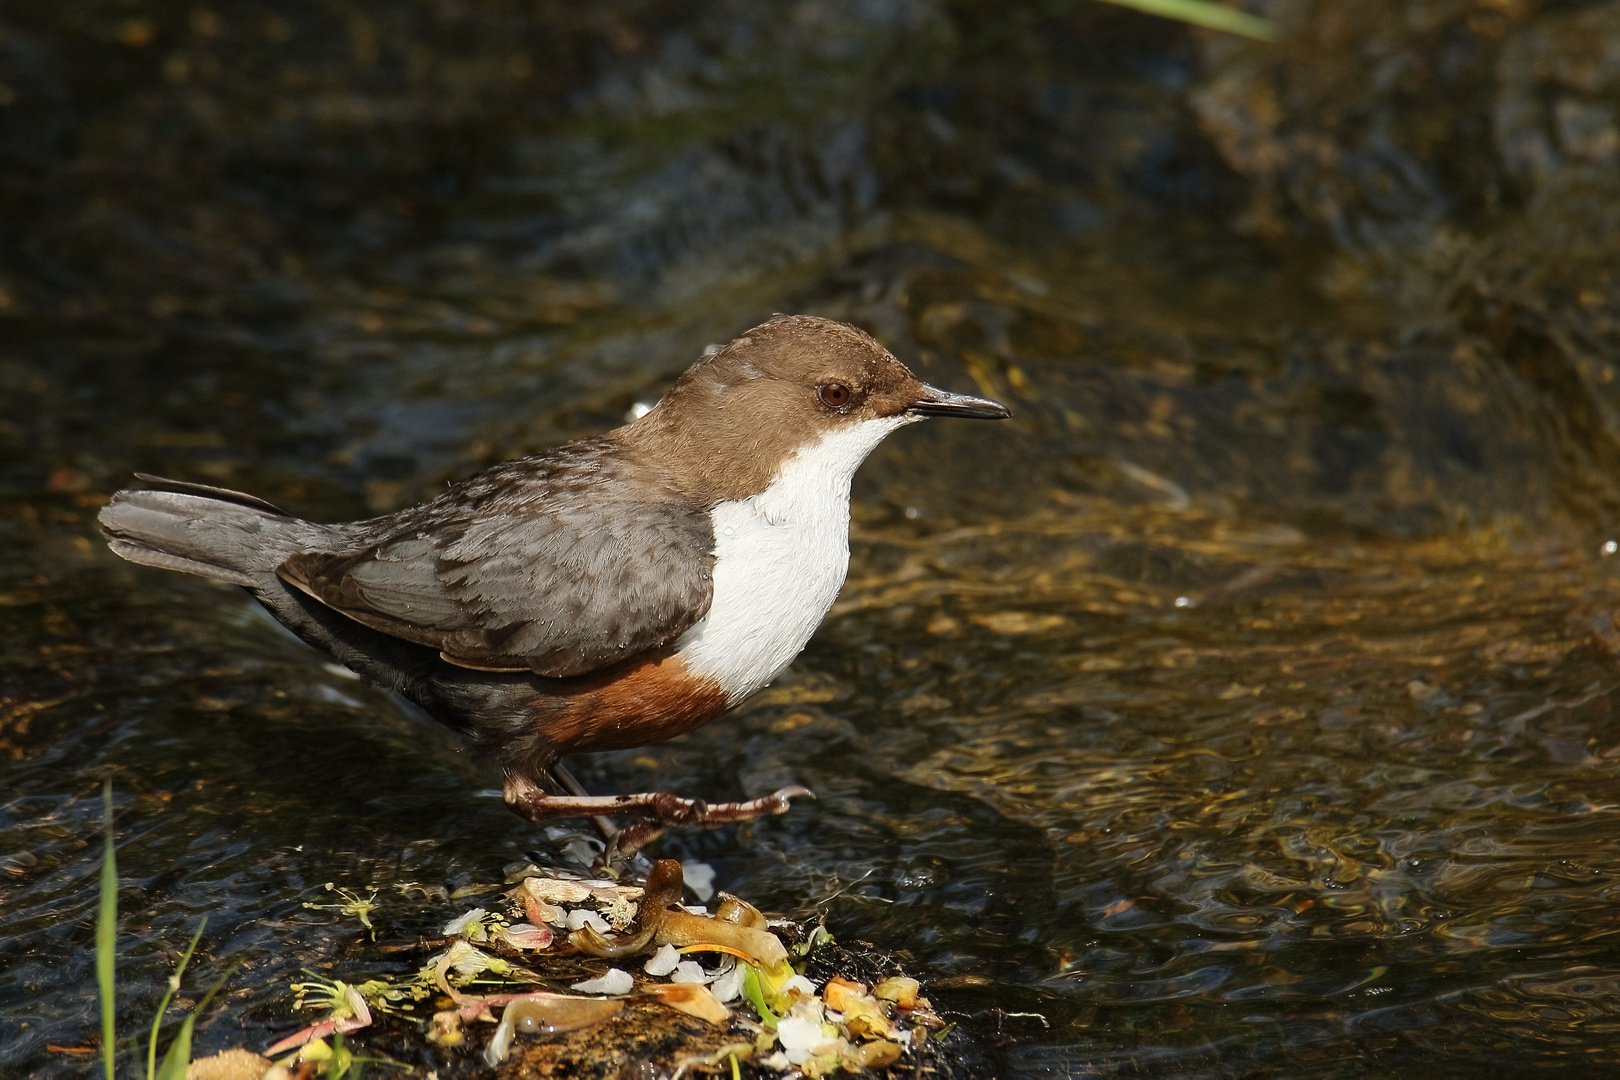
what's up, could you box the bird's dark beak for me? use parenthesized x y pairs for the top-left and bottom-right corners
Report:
(907, 384), (1011, 420)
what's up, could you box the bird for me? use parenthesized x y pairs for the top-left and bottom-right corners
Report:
(98, 315), (1010, 853)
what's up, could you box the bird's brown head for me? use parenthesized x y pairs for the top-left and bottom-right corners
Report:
(619, 314), (1008, 505)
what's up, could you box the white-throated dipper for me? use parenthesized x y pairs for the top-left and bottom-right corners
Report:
(99, 315), (1009, 852)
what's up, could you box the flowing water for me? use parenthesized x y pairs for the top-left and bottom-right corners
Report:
(7, 0), (1620, 1075)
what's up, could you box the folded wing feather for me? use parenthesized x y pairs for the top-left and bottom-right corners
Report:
(277, 445), (716, 678)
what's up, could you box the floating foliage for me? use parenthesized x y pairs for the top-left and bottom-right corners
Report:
(1094, 0), (1277, 40)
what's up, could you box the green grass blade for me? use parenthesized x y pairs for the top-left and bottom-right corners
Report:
(153, 960), (235, 1080)
(147, 918), (207, 1080)
(1094, 0), (1277, 40)
(97, 781), (118, 1080)
(152, 1014), (193, 1080)
(325, 1032), (352, 1080)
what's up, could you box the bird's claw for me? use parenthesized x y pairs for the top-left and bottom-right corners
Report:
(603, 785), (815, 858)
(766, 785), (815, 812)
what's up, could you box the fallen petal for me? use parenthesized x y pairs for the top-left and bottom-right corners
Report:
(482, 993), (625, 1067)
(499, 922), (554, 950)
(508, 993), (625, 1034)
(565, 908), (611, 934)
(644, 943), (681, 977)
(852, 1040), (903, 1069)
(823, 977), (866, 1013)
(570, 967), (635, 995)
(669, 960), (710, 984)
(781, 974), (818, 1000)
(775, 1015), (828, 1065)
(646, 982), (730, 1024)
(445, 940), (498, 976)
(339, 985), (372, 1030)
(709, 963), (745, 1004)
(873, 976), (919, 1009)
(839, 993), (894, 1039)
(442, 907), (489, 939)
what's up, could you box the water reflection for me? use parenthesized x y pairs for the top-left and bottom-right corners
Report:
(6, 0), (1620, 1075)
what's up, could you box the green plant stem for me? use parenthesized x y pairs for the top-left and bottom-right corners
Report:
(98, 781), (117, 1080)
(1093, 0), (1277, 40)
(154, 959), (236, 1080)
(147, 918), (208, 1080)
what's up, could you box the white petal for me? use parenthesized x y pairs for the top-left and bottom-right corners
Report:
(775, 1015), (824, 1064)
(782, 974), (818, 998)
(483, 1013), (516, 1067)
(443, 941), (494, 976)
(709, 964), (745, 1003)
(570, 968), (634, 996)
(643, 944), (681, 977)
(442, 908), (488, 938)
(565, 909), (611, 933)
(670, 961), (709, 984)
(341, 984), (372, 1026)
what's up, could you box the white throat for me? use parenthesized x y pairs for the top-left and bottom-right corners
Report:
(676, 414), (917, 701)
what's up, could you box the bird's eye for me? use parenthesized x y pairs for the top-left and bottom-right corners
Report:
(818, 382), (851, 408)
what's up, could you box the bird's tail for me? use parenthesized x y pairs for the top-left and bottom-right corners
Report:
(99, 475), (467, 720)
(98, 475), (330, 586)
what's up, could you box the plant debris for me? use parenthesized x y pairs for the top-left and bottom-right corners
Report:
(235, 856), (976, 1078)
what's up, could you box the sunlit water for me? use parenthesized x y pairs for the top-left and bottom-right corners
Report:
(6, 1), (1620, 1075)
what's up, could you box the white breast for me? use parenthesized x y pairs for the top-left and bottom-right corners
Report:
(675, 414), (917, 703)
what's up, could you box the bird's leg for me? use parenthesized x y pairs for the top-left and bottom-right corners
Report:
(549, 761), (620, 844)
(604, 820), (666, 859)
(501, 771), (813, 856)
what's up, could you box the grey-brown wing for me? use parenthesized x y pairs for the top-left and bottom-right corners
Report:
(277, 453), (715, 678)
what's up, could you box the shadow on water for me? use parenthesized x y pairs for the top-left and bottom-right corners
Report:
(7, 0), (1620, 1075)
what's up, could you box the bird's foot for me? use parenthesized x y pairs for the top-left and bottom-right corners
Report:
(503, 776), (813, 857)
(602, 786), (815, 857)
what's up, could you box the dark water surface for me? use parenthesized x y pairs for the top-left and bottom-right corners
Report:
(8, 0), (1620, 1075)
